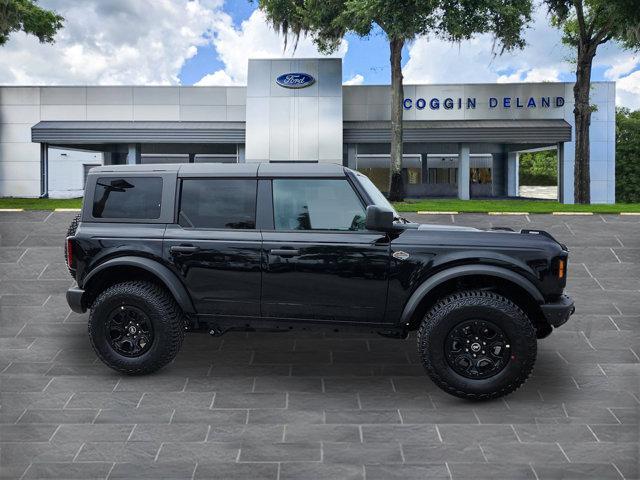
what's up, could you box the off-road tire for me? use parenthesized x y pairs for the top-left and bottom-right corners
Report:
(417, 290), (537, 400)
(64, 213), (81, 279)
(88, 281), (184, 375)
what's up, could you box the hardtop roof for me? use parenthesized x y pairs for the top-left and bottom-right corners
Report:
(89, 162), (350, 178)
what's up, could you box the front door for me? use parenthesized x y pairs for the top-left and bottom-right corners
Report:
(164, 178), (261, 317)
(261, 178), (390, 323)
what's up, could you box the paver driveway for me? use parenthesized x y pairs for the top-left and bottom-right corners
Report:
(0, 211), (638, 480)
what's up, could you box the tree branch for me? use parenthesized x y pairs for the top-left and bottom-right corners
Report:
(573, 0), (588, 44)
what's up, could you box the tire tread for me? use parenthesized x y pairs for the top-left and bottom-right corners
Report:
(417, 289), (537, 401)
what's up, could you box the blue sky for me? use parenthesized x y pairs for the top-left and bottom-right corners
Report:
(1, 0), (637, 107)
(177, 1), (624, 87)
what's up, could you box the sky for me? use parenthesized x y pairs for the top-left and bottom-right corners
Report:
(0, 0), (638, 108)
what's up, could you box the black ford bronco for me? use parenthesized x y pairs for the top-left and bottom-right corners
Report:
(66, 163), (574, 400)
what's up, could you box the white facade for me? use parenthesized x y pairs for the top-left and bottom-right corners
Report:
(0, 58), (616, 203)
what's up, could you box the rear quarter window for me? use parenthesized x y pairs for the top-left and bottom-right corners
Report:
(92, 177), (163, 219)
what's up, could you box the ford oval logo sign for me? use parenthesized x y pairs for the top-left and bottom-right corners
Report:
(276, 73), (315, 89)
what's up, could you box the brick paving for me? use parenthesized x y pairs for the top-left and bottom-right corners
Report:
(0, 211), (638, 480)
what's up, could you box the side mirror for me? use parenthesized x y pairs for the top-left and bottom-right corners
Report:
(365, 205), (395, 231)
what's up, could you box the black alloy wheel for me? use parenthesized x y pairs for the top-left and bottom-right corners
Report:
(105, 305), (154, 357)
(417, 290), (537, 400)
(444, 319), (510, 379)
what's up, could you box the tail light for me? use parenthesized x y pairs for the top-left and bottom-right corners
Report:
(66, 238), (74, 269)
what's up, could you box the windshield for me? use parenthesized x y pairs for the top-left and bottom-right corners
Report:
(354, 172), (399, 216)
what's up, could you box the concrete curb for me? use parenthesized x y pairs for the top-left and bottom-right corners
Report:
(0, 208), (24, 212)
(416, 211), (458, 215)
(54, 208), (81, 212)
(552, 212), (594, 215)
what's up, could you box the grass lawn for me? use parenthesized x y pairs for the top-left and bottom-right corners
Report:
(1, 196), (640, 214)
(394, 199), (640, 214)
(0, 197), (83, 210)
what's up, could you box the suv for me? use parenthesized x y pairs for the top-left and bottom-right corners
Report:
(66, 163), (574, 400)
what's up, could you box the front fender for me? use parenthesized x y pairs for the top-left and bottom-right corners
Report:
(82, 256), (195, 314)
(398, 264), (544, 327)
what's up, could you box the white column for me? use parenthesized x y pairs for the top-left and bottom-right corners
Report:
(457, 143), (470, 200)
(127, 144), (141, 164)
(507, 151), (519, 197)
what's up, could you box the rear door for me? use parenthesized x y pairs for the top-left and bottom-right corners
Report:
(260, 177), (390, 323)
(164, 178), (262, 317)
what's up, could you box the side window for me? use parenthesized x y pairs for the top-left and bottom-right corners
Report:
(179, 179), (257, 229)
(93, 177), (162, 219)
(273, 179), (366, 231)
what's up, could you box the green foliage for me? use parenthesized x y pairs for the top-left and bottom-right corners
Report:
(546, 0), (640, 51)
(519, 150), (558, 186)
(0, 0), (64, 45)
(616, 108), (640, 203)
(258, 0), (533, 53)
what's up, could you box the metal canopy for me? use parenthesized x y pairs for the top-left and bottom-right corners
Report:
(343, 119), (572, 144)
(32, 121), (246, 144)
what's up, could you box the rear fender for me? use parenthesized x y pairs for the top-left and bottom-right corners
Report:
(82, 256), (195, 314)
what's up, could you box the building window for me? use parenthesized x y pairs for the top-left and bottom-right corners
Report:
(471, 168), (492, 184)
(407, 168), (421, 185)
(92, 177), (162, 219)
(272, 179), (366, 231)
(428, 168), (458, 185)
(179, 179), (257, 229)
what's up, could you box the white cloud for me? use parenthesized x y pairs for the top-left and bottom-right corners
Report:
(195, 70), (236, 86)
(403, 8), (571, 85)
(0, 0), (224, 85)
(616, 70), (640, 110)
(343, 74), (364, 85)
(497, 67), (561, 83)
(604, 54), (639, 81)
(402, 5), (639, 108)
(196, 9), (348, 86)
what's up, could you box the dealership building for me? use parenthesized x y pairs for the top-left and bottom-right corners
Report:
(0, 58), (616, 203)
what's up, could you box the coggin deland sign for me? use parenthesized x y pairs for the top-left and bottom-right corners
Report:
(275, 71), (566, 112)
(403, 95), (565, 110)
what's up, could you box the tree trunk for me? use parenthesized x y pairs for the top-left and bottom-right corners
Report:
(573, 45), (595, 204)
(388, 36), (405, 201)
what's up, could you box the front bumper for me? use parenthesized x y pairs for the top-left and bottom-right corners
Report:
(541, 294), (575, 328)
(66, 286), (86, 314)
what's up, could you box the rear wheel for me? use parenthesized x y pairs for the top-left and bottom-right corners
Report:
(88, 281), (184, 375)
(417, 290), (536, 400)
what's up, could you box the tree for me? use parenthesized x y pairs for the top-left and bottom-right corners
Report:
(615, 107), (640, 203)
(0, 0), (64, 46)
(544, 0), (640, 204)
(258, 0), (532, 200)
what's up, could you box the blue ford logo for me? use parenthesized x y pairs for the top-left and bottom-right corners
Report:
(276, 73), (315, 89)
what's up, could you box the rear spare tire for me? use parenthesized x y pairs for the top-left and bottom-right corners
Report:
(417, 290), (536, 400)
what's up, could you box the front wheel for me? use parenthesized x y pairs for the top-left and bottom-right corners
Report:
(88, 281), (185, 375)
(417, 290), (536, 400)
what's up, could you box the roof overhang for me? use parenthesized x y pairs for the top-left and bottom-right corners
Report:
(32, 121), (246, 144)
(344, 119), (572, 144)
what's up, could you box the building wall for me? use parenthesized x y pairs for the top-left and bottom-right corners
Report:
(343, 82), (615, 203)
(245, 58), (342, 162)
(0, 85), (247, 197)
(0, 80), (615, 203)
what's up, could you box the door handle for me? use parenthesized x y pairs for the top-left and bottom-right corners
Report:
(270, 248), (300, 257)
(170, 245), (200, 254)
